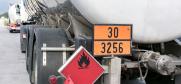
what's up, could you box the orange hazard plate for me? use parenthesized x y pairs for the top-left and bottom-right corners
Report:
(93, 24), (132, 56)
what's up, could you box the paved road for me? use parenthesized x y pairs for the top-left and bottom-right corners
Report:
(0, 27), (30, 84)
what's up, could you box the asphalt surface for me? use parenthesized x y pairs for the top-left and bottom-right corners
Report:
(0, 27), (30, 84)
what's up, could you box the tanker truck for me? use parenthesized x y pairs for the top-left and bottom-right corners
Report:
(21, 0), (181, 84)
(8, 0), (28, 33)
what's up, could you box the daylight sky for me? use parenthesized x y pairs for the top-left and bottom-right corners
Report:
(0, 0), (16, 14)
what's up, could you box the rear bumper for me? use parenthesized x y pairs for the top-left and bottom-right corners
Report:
(9, 29), (20, 33)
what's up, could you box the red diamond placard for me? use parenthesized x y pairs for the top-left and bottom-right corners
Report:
(58, 46), (104, 84)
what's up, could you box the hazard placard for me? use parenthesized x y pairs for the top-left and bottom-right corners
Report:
(58, 46), (104, 84)
(94, 24), (132, 56)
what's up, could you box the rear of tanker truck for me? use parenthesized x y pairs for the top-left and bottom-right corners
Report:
(20, 0), (181, 84)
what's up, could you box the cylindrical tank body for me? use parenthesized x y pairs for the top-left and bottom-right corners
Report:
(8, 3), (21, 24)
(20, 0), (28, 22)
(9, 1), (28, 24)
(26, 0), (181, 43)
(70, 0), (181, 43)
(24, 0), (66, 16)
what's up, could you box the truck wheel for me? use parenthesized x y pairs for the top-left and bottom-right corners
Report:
(32, 28), (69, 84)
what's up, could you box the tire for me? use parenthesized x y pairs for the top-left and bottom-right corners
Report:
(32, 28), (69, 84)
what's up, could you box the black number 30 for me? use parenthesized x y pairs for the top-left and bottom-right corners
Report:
(108, 27), (119, 38)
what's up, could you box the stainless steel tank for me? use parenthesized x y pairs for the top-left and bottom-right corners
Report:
(70, 0), (181, 43)
(25, 0), (181, 43)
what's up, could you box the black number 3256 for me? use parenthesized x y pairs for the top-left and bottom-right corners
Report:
(101, 42), (123, 54)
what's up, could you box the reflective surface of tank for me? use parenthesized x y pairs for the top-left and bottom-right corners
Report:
(70, 0), (181, 43)
(25, 0), (181, 43)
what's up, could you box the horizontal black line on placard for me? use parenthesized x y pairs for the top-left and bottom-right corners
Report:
(94, 39), (131, 41)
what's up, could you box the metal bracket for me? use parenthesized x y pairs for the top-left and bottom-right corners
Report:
(102, 62), (139, 74)
(62, 44), (66, 64)
(104, 57), (122, 84)
(41, 46), (75, 52)
(43, 43), (47, 66)
(41, 43), (75, 66)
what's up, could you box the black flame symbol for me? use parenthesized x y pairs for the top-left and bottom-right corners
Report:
(78, 52), (90, 69)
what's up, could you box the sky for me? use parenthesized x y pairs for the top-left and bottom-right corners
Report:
(0, 0), (16, 14)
